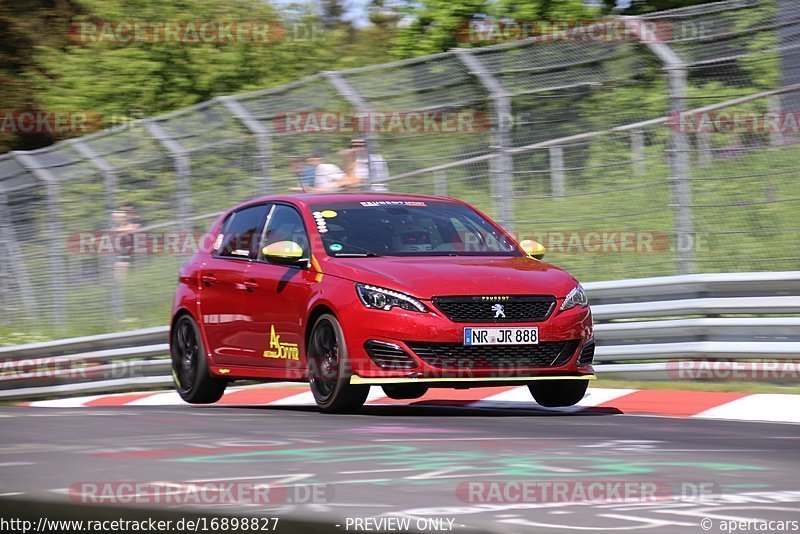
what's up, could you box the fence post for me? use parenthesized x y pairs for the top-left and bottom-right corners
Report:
(70, 139), (124, 322)
(218, 96), (273, 195)
(11, 153), (67, 329)
(454, 48), (515, 230)
(434, 170), (448, 196)
(630, 19), (695, 275)
(768, 95), (784, 146)
(549, 146), (566, 199)
(0, 190), (38, 321)
(143, 121), (192, 234)
(631, 129), (646, 176)
(322, 71), (383, 190)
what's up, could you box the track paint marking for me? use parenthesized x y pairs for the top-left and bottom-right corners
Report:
(0, 462), (34, 467)
(597, 389), (748, 417)
(28, 395), (105, 407)
(695, 394), (800, 423)
(0, 492), (24, 497)
(267, 391), (317, 406)
(127, 392), (185, 405)
(84, 393), (155, 407)
(373, 437), (574, 442)
(339, 468), (418, 474)
(187, 474), (313, 484)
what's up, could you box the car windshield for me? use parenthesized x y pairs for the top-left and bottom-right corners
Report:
(308, 200), (520, 257)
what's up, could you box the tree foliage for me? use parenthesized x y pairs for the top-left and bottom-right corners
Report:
(0, 0), (394, 153)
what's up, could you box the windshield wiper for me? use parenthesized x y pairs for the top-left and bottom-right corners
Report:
(334, 252), (382, 257)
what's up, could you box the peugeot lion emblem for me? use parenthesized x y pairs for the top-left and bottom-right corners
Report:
(492, 303), (506, 318)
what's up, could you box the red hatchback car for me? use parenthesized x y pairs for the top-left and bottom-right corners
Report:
(170, 193), (594, 412)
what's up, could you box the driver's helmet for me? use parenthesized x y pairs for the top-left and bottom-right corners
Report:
(398, 229), (432, 252)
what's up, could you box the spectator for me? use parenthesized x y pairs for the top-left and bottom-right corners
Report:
(111, 204), (139, 282)
(338, 148), (363, 190)
(289, 156), (315, 190)
(308, 152), (345, 192)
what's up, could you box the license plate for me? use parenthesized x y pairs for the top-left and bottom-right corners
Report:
(464, 327), (538, 346)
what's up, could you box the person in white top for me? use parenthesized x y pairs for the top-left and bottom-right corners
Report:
(307, 153), (345, 192)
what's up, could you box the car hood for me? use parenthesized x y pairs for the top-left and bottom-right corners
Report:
(323, 256), (579, 300)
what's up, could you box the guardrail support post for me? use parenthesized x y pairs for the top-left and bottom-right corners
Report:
(0, 190), (37, 321)
(434, 170), (447, 196)
(631, 129), (645, 176)
(218, 97), (273, 195)
(70, 139), (124, 322)
(629, 19), (695, 274)
(11, 153), (67, 329)
(454, 48), (515, 229)
(143, 122), (192, 234)
(549, 146), (566, 199)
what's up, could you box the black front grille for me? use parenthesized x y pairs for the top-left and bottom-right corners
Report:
(364, 340), (417, 370)
(578, 340), (595, 366)
(433, 296), (555, 323)
(407, 340), (579, 370)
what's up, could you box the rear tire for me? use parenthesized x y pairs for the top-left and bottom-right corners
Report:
(171, 315), (226, 404)
(381, 385), (428, 400)
(528, 380), (588, 407)
(307, 314), (370, 413)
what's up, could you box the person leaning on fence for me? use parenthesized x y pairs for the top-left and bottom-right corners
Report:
(337, 148), (363, 191)
(307, 152), (345, 192)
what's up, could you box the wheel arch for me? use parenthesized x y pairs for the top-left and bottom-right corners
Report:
(304, 304), (337, 355)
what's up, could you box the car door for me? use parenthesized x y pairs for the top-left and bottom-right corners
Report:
(199, 203), (270, 366)
(238, 204), (315, 371)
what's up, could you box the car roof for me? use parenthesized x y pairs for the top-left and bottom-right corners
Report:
(239, 192), (461, 209)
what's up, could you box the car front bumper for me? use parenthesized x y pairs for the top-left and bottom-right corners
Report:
(338, 299), (595, 383)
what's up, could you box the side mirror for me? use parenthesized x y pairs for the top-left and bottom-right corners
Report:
(520, 239), (546, 260)
(261, 241), (308, 266)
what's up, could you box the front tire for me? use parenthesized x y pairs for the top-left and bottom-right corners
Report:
(307, 314), (369, 413)
(528, 380), (588, 407)
(171, 315), (226, 404)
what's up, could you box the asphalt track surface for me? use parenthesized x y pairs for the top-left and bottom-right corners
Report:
(1, 401), (799, 533)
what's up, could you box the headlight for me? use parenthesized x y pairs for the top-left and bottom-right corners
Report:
(356, 283), (427, 313)
(560, 284), (588, 311)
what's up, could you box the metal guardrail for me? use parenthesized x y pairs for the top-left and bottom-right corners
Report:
(2, 271), (799, 400)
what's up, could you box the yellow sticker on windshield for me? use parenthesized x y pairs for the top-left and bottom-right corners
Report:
(320, 210), (337, 218)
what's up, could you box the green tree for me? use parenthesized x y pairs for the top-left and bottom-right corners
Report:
(1, 0), (399, 153)
(392, 0), (596, 58)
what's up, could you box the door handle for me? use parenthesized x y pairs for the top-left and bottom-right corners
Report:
(242, 280), (259, 291)
(201, 274), (217, 286)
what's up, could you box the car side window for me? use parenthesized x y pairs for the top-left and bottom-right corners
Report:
(214, 204), (270, 259)
(258, 205), (309, 260)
